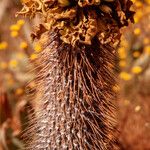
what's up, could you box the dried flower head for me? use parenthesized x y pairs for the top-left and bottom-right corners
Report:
(18, 0), (134, 47)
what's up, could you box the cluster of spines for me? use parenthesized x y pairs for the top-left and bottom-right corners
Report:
(22, 31), (117, 150)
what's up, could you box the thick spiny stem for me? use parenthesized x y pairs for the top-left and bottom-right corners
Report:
(24, 31), (117, 149)
(19, 0), (134, 149)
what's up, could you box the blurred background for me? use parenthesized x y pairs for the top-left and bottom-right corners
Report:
(0, 0), (150, 150)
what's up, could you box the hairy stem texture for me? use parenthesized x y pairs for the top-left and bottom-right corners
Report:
(24, 31), (117, 150)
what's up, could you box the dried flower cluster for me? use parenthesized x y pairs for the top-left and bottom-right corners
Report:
(18, 0), (134, 46)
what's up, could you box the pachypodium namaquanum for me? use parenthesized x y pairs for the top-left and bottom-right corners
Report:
(18, 0), (134, 149)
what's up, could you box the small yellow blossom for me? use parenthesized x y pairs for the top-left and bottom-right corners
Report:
(134, 16), (139, 23)
(132, 66), (142, 74)
(0, 62), (8, 69)
(133, 51), (140, 58)
(15, 88), (24, 95)
(134, 28), (141, 35)
(10, 24), (20, 31)
(0, 42), (8, 50)
(119, 60), (126, 67)
(34, 43), (42, 52)
(134, 10), (143, 23)
(9, 60), (18, 68)
(135, 105), (141, 112)
(120, 72), (132, 81)
(11, 31), (19, 38)
(118, 47), (127, 59)
(20, 41), (28, 49)
(144, 45), (150, 55)
(17, 19), (25, 26)
(112, 85), (120, 93)
(120, 40), (129, 48)
(136, 10), (143, 18)
(30, 53), (38, 60)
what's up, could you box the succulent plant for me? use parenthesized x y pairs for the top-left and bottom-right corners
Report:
(18, 0), (134, 149)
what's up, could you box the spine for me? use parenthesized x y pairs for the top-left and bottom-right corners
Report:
(25, 31), (117, 150)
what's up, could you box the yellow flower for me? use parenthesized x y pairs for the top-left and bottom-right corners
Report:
(119, 72), (132, 81)
(11, 31), (19, 38)
(119, 60), (126, 67)
(9, 60), (18, 68)
(134, 28), (141, 35)
(134, 16), (139, 23)
(136, 10), (143, 18)
(0, 62), (8, 69)
(20, 41), (28, 49)
(144, 45), (150, 55)
(15, 88), (24, 95)
(34, 43), (42, 52)
(134, 10), (143, 23)
(30, 53), (38, 60)
(131, 66), (142, 74)
(10, 24), (20, 31)
(120, 40), (129, 48)
(133, 51), (140, 58)
(0, 42), (8, 50)
(118, 47), (126, 59)
(17, 19), (25, 26)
